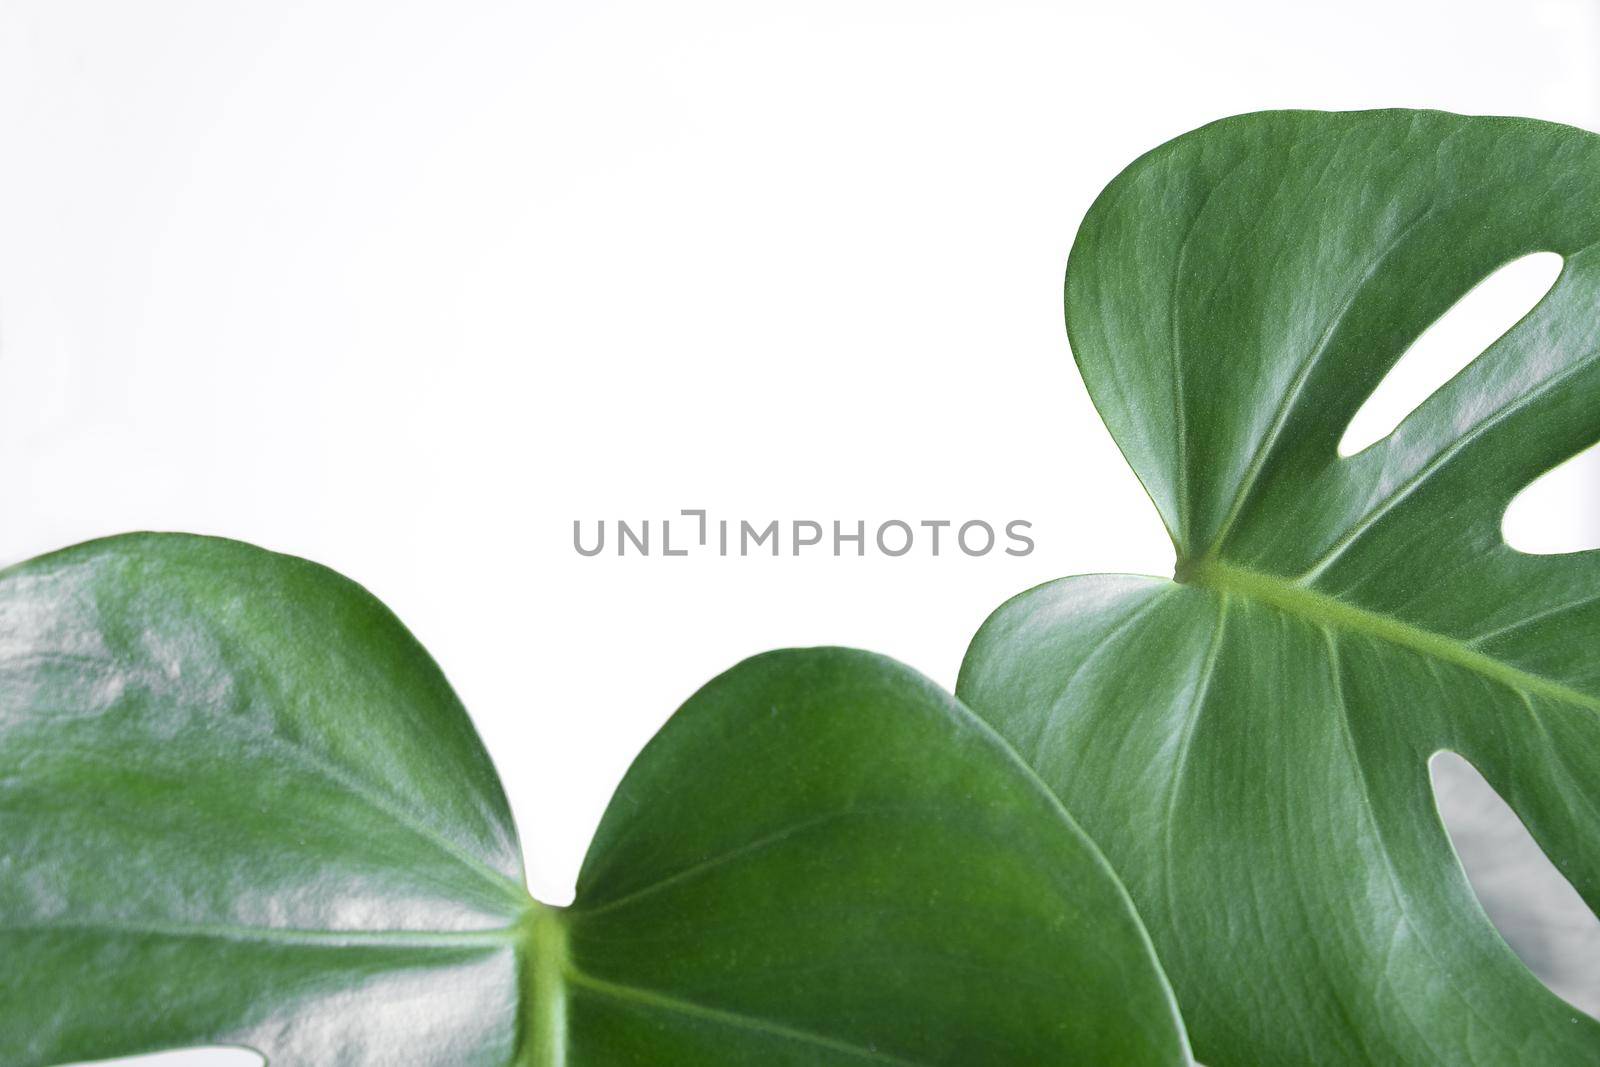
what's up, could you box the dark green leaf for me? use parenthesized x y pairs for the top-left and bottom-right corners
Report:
(1, 533), (1189, 1065)
(959, 109), (1600, 1064)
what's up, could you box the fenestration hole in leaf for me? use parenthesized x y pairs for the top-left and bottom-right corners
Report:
(1502, 437), (1600, 554)
(62, 1049), (262, 1066)
(1430, 751), (1600, 1019)
(1338, 252), (1564, 456)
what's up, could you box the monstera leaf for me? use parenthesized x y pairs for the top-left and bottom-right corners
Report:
(959, 110), (1600, 1064)
(0, 533), (1190, 1066)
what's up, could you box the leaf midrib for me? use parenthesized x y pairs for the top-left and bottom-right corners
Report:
(1, 918), (521, 950)
(35, 906), (934, 1066)
(517, 904), (928, 1067)
(1181, 557), (1600, 714)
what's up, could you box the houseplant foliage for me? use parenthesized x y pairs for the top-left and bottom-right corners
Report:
(959, 109), (1600, 1064)
(0, 533), (1190, 1066)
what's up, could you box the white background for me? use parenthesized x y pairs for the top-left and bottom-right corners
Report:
(3, 3), (1598, 1063)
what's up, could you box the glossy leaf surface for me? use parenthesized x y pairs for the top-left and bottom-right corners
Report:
(0, 533), (1189, 1065)
(959, 110), (1600, 1064)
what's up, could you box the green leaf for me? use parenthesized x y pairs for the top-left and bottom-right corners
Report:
(1, 533), (1189, 1066)
(959, 109), (1600, 1064)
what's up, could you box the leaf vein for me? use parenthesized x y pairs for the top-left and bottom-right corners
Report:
(564, 969), (929, 1065)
